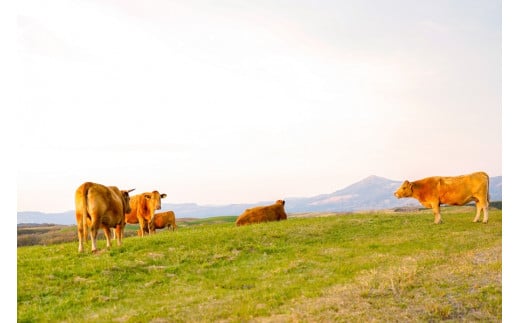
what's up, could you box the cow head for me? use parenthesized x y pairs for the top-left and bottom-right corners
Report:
(276, 200), (285, 206)
(122, 188), (135, 214)
(144, 191), (167, 211)
(394, 180), (413, 198)
(145, 191), (167, 232)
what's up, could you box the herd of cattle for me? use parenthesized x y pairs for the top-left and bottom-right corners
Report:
(74, 171), (491, 253)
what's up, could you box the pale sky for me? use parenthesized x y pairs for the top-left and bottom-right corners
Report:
(16, 0), (502, 213)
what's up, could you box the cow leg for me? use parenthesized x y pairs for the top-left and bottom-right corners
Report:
(89, 227), (98, 252)
(77, 234), (84, 253)
(480, 200), (489, 224)
(148, 222), (155, 235)
(114, 224), (123, 246)
(89, 215), (102, 252)
(137, 218), (146, 237)
(103, 227), (112, 249)
(483, 206), (489, 223)
(77, 223), (85, 253)
(474, 200), (489, 224)
(473, 206), (482, 223)
(432, 204), (443, 224)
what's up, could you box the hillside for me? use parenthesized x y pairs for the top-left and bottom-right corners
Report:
(17, 175), (502, 224)
(286, 175), (408, 212)
(17, 209), (502, 322)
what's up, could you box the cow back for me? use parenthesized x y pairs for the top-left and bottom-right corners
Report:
(76, 182), (127, 227)
(153, 211), (175, 229)
(236, 200), (287, 226)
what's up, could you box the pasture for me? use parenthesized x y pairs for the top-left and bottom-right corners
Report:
(17, 208), (502, 322)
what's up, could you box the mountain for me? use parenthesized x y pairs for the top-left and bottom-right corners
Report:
(285, 175), (411, 213)
(17, 175), (502, 225)
(489, 175), (502, 200)
(17, 211), (76, 225)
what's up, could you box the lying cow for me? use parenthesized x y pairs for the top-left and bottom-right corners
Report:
(75, 182), (134, 253)
(236, 200), (288, 226)
(394, 171), (490, 224)
(149, 210), (177, 233)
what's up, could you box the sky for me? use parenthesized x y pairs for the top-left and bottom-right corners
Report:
(8, 1), (520, 318)
(16, 0), (502, 213)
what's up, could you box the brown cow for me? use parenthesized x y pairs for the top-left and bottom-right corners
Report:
(124, 191), (167, 236)
(149, 210), (177, 233)
(394, 171), (490, 224)
(235, 200), (288, 226)
(75, 182), (134, 253)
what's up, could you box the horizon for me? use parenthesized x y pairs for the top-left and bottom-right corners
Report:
(17, 1), (501, 214)
(17, 173), (398, 213)
(17, 173), (502, 214)
(18, 173), (396, 213)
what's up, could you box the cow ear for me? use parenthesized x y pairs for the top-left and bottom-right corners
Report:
(161, 194), (167, 199)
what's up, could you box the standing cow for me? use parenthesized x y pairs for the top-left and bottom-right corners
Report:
(75, 182), (134, 253)
(149, 210), (177, 233)
(124, 191), (167, 236)
(236, 200), (288, 226)
(394, 171), (490, 224)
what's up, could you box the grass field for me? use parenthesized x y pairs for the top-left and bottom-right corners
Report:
(17, 208), (502, 322)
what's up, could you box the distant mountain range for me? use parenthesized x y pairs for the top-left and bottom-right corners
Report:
(17, 175), (502, 225)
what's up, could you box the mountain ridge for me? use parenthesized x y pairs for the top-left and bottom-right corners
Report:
(18, 175), (502, 225)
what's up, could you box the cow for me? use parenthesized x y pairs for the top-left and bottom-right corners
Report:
(75, 182), (134, 253)
(149, 210), (177, 233)
(235, 200), (288, 226)
(393, 171), (490, 224)
(124, 191), (167, 236)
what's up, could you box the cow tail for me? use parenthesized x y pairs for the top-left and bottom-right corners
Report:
(81, 183), (92, 241)
(487, 175), (490, 205)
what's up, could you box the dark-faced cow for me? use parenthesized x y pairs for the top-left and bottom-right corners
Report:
(394, 171), (490, 224)
(235, 200), (288, 226)
(124, 191), (167, 236)
(75, 182), (134, 253)
(149, 210), (177, 233)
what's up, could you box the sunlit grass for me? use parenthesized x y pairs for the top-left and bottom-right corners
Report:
(18, 209), (501, 322)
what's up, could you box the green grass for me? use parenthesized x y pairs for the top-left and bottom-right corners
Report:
(17, 209), (502, 322)
(177, 215), (238, 227)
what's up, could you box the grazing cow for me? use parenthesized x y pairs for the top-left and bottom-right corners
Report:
(236, 200), (288, 226)
(394, 171), (490, 224)
(75, 182), (134, 253)
(149, 210), (177, 233)
(124, 191), (167, 236)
